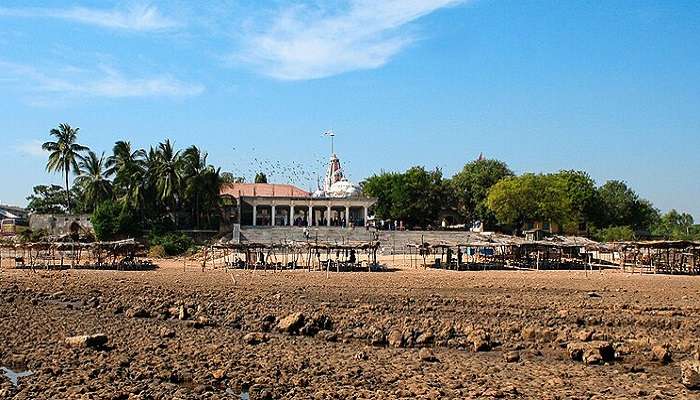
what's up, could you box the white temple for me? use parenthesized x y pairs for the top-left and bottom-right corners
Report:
(313, 153), (362, 198)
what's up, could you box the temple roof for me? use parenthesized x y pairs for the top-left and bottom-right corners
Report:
(220, 183), (310, 199)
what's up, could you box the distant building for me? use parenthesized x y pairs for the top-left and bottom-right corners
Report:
(0, 204), (29, 234)
(220, 149), (375, 228)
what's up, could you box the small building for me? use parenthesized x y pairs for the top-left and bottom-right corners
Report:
(220, 148), (376, 228)
(0, 204), (29, 234)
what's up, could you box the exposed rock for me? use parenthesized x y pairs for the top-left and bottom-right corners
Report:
(468, 330), (491, 352)
(415, 330), (434, 346)
(681, 361), (700, 389)
(504, 351), (520, 363)
(261, 314), (276, 332)
(577, 330), (594, 342)
(319, 330), (338, 342)
(418, 348), (438, 362)
(567, 341), (614, 365)
(211, 369), (226, 380)
(521, 326), (556, 342)
(185, 316), (210, 329)
(587, 292), (601, 298)
(387, 330), (404, 348)
(276, 313), (305, 334)
(159, 327), (176, 338)
(243, 332), (269, 345)
(126, 308), (150, 319)
(370, 329), (386, 346)
(65, 334), (108, 348)
(651, 345), (672, 364)
(299, 322), (319, 337)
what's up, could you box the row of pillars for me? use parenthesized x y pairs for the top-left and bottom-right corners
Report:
(252, 204), (369, 227)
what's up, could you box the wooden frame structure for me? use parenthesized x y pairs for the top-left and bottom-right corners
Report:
(202, 240), (382, 273)
(0, 239), (154, 271)
(614, 240), (700, 275)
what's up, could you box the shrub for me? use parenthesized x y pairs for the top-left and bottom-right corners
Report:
(148, 233), (193, 256)
(148, 245), (166, 259)
(92, 200), (140, 241)
(593, 226), (636, 242)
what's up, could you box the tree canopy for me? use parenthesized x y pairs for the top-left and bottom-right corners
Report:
(363, 167), (448, 228)
(486, 173), (572, 230)
(254, 172), (268, 184)
(450, 159), (513, 226)
(41, 123), (89, 211)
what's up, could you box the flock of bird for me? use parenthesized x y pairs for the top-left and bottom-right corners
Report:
(228, 146), (353, 191)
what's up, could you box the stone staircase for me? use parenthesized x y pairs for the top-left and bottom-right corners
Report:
(239, 227), (487, 254)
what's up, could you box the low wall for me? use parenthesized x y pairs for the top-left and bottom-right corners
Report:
(29, 214), (93, 236)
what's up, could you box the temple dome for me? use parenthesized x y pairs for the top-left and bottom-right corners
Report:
(328, 179), (361, 198)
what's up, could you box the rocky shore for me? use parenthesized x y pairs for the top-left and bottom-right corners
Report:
(1, 263), (700, 399)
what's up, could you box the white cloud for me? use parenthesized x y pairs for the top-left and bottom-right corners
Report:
(234, 0), (465, 80)
(0, 4), (178, 32)
(0, 61), (204, 101)
(14, 140), (45, 157)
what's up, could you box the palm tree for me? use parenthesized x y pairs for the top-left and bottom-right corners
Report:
(154, 139), (182, 222)
(182, 146), (222, 228)
(106, 141), (146, 208)
(75, 151), (113, 212)
(42, 123), (89, 212)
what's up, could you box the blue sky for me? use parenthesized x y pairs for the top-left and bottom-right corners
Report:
(1, 0), (699, 219)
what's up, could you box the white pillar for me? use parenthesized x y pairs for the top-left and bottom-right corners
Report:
(364, 206), (368, 227)
(327, 203), (331, 227)
(252, 204), (257, 226)
(345, 206), (350, 228)
(271, 205), (276, 226)
(308, 205), (313, 227)
(290, 205), (295, 226)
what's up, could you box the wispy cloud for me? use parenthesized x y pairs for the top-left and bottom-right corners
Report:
(14, 139), (45, 158)
(0, 4), (178, 32)
(0, 61), (204, 102)
(234, 0), (465, 80)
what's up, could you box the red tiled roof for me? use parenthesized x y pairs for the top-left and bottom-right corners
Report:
(220, 183), (310, 199)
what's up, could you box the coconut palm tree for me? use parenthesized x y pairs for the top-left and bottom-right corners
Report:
(42, 123), (89, 212)
(106, 141), (146, 208)
(75, 151), (113, 212)
(154, 139), (182, 222)
(182, 146), (222, 228)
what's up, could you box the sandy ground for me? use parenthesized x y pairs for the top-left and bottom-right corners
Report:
(1, 259), (700, 399)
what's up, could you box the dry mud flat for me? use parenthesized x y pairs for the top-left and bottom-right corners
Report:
(1, 263), (700, 399)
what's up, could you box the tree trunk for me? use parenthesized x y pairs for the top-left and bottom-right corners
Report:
(196, 194), (201, 230)
(65, 172), (72, 213)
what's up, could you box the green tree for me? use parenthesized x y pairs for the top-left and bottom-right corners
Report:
(594, 226), (636, 242)
(254, 172), (268, 183)
(362, 171), (402, 220)
(26, 185), (68, 214)
(41, 123), (89, 212)
(75, 151), (113, 212)
(653, 209), (695, 239)
(552, 170), (598, 232)
(153, 139), (183, 221)
(182, 146), (222, 229)
(595, 180), (659, 231)
(451, 159), (513, 225)
(363, 167), (448, 228)
(106, 141), (146, 208)
(486, 173), (572, 231)
(91, 199), (140, 241)
(220, 172), (245, 184)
